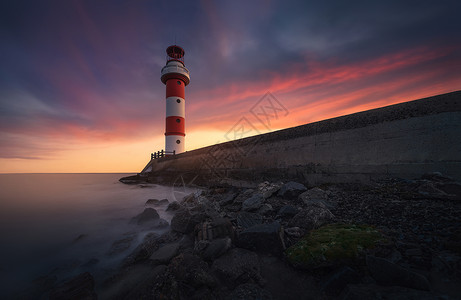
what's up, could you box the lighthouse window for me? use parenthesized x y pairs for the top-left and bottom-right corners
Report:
(176, 99), (181, 103)
(176, 118), (180, 123)
(176, 140), (181, 144)
(177, 80), (181, 85)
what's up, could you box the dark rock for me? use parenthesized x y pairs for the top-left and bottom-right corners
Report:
(107, 233), (136, 256)
(242, 194), (264, 212)
(237, 222), (285, 255)
(277, 181), (307, 200)
(220, 192), (238, 206)
(196, 217), (234, 241)
(122, 232), (160, 267)
(81, 258), (99, 267)
(237, 211), (263, 229)
(431, 251), (461, 275)
(298, 187), (335, 209)
(320, 266), (360, 294)
(171, 209), (205, 234)
(228, 283), (273, 300)
(145, 198), (169, 206)
(49, 272), (97, 300)
(169, 253), (217, 289)
(416, 181), (449, 199)
(257, 203), (273, 215)
(119, 174), (145, 184)
(195, 237), (232, 261)
(421, 171), (453, 182)
(284, 227), (304, 238)
(341, 283), (442, 300)
(288, 205), (335, 230)
(130, 208), (160, 225)
(366, 255), (430, 291)
(166, 201), (182, 211)
(212, 248), (262, 288)
(277, 205), (299, 218)
(437, 182), (461, 200)
(258, 181), (282, 199)
(405, 248), (423, 257)
(150, 242), (180, 265)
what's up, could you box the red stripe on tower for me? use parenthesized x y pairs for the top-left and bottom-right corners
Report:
(160, 45), (190, 155)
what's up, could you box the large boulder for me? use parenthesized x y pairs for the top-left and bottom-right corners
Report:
(150, 242), (180, 265)
(366, 255), (430, 291)
(145, 198), (169, 206)
(49, 272), (97, 300)
(298, 187), (334, 209)
(130, 208), (160, 225)
(196, 217), (234, 241)
(212, 248), (262, 288)
(288, 205), (335, 230)
(277, 205), (299, 218)
(195, 237), (232, 261)
(258, 181), (282, 199)
(237, 222), (285, 256)
(242, 194), (264, 212)
(277, 181), (307, 200)
(166, 201), (182, 211)
(122, 232), (161, 267)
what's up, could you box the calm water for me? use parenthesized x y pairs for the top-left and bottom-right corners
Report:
(0, 173), (196, 297)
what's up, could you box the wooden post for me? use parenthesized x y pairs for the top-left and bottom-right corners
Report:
(173, 150), (175, 156)
(161, 149), (164, 157)
(151, 153), (154, 160)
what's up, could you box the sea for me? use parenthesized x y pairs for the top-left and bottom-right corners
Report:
(0, 173), (197, 298)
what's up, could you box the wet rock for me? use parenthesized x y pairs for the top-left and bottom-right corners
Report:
(220, 192), (238, 206)
(228, 283), (273, 300)
(166, 201), (182, 211)
(341, 284), (441, 300)
(150, 242), (180, 265)
(257, 203), (273, 215)
(122, 232), (161, 267)
(49, 272), (97, 300)
(277, 205), (298, 218)
(237, 222), (285, 256)
(107, 233), (136, 256)
(195, 237), (232, 261)
(320, 266), (360, 294)
(130, 208), (159, 225)
(145, 198), (169, 206)
(237, 211), (263, 229)
(288, 205), (335, 230)
(242, 194), (264, 212)
(212, 248), (262, 288)
(277, 181), (307, 200)
(366, 255), (430, 291)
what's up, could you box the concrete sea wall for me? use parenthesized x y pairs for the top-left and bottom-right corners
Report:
(142, 91), (461, 185)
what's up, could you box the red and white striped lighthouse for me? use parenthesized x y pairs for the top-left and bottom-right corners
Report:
(160, 45), (190, 155)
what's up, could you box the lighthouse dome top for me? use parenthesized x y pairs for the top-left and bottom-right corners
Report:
(166, 45), (185, 59)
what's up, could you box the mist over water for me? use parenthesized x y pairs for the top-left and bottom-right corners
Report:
(0, 173), (197, 297)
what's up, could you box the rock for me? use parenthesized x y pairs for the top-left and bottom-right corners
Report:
(416, 181), (449, 199)
(405, 248), (423, 257)
(220, 192), (238, 206)
(237, 212), (263, 229)
(122, 232), (160, 267)
(431, 251), (461, 275)
(237, 222), (285, 255)
(277, 205), (299, 218)
(166, 201), (182, 211)
(130, 208), (159, 225)
(277, 181), (307, 200)
(298, 187), (334, 209)
(212, 248), (262, 288)
(228, 283), (273, 300)
(288, 205), (335, 230)
(145, 198), (169, 206)
(258, 181), (282, 199)
(49, 272), (97, 300)
(284, 227), (304, 238)
(320, 266), (360, 294)
(366, 255), (430, 291)
(196, 217), (234, 241)
(257, 203), (273, 215)
(168, 253), (217, 289)
(171, 209), (205, 234)
(107, 233), (136, 256)
(421, 171), (453, 182)
(195, 237), (232, 261)
(242, 194), (264, 212)
(341, 284), (442, 300)
(150, 242), (180, 265)
(437, 182), (461, 200)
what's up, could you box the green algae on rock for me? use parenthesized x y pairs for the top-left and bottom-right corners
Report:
(285, 223), (385, 269)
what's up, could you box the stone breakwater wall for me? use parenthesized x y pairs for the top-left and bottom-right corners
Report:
(142, 91), (461, 185)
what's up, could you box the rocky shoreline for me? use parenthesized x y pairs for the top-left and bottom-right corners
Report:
(26, 172), (461, 299)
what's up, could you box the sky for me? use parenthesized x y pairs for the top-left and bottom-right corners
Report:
(0, 0), (460, 173)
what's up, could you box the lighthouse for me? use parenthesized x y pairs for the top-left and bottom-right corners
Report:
(160, 45), (190, 155)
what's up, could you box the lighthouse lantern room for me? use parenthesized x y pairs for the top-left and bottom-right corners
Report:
(160, 45), (190, 155)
